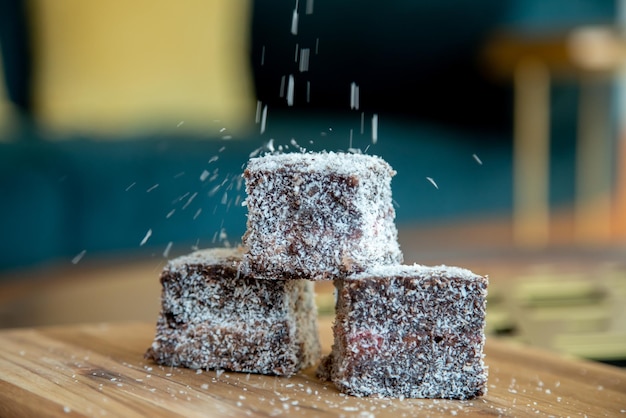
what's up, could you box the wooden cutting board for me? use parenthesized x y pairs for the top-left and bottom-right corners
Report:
(1, 318), (625, 417)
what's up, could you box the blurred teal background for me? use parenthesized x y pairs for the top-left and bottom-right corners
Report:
(0, 0), (620, 272)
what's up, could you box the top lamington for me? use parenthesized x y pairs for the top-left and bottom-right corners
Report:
(241, 152), (403, 280)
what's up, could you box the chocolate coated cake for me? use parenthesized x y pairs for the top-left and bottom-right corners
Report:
(318, 264), (488, 399)
(241, 152), (403, 280)
(146, 248), (320, 376)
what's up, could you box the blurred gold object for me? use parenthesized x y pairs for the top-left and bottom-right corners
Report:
(512, 58), (550, 249)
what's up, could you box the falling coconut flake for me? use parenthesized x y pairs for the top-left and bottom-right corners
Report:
(360, 112), (365, 134)
(291, 9), (299, 35)
(208, 185), (221, 197)
(299, 48), (310, 72)
(261, 45), (265, 66)
(71, 250), (87, 265)
(125, 182), (136, 192)
(174, 192), (189, 203)
(249, 146), (262, 158)
(182, 192), (198, 210)
(287, 75), (295, 106)
(146, 184), (159, 193)
(200, 170), (210, 181)
(260, 105), (268, 134)
(350, 82), (359, 110)
(176, 121), (184, 128)
(163, 241), (173, 258)
(426, 177), (439, 189)
(472, 153), (483, 165)
(255, 101), (262, 123)
(306, 0), (314, 14)
(140, 229), (152, 246)
(280, 75), (286, 97)
(372, 113), (378, 144)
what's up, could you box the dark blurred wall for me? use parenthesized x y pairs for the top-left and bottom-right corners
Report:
(0, 0), (33, 118)
(250, 0), (617, 133)
(251, 0), (510, 132)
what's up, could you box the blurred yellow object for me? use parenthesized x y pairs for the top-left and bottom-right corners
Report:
(514, 277), (605, 307)
(29, 0), (255, 137)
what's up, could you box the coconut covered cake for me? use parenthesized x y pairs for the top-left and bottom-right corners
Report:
(146, 247), (320, 376)
(146, 150), (488, 398)
(240, 152), (403, 281)
(317, 264), (488, 399)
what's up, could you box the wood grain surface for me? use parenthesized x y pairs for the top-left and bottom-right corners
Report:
(1, 318), (625, 417)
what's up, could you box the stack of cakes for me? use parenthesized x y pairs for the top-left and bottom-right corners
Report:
(146, 151), (488, 399)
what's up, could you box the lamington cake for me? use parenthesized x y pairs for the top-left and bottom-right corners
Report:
(318, 264), (488, 399)
(241, 152), (403, 280)
(145, 247), (320, 376)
